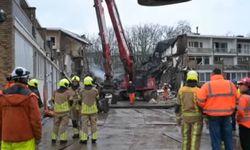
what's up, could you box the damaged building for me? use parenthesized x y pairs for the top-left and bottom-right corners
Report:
(152, 34), (250, 92)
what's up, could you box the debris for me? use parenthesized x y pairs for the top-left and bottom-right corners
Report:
(148, 98), (158, 104)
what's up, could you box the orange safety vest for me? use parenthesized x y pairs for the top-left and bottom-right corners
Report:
(197, 75), (237, 116)
(237, 94), (250, 128)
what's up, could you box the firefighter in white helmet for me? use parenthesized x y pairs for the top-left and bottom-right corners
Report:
(175, 70), (203, 150)
(79, 76), (99, 144)
(0, 67), (41, 150)
(51, 78), (71, 144)
(68, 75), (82, 138)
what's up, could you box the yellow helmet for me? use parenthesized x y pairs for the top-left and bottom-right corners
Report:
(186, 70), (198, 81)
(28, 79), (39, 88)
(58, 78), (70, 88)
(83, 76), (93, 85)
(71, 75), (80, 82)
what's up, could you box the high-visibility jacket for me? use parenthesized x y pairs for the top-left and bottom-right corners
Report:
(237, 94), (250, 128)
(52, 89), (70, 113)
(177, 86), (202, 117)
(80, 86), (99, 115)
(197, 75), (237, 116)
(0, 84), (41, 143)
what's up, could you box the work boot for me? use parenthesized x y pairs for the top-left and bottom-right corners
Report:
(79, 140), (87, 144)
(59, 140), (67, 144)
(51, 139), (56, 144)
(92, 139), (97, 144)
(72, 134), (79, 139)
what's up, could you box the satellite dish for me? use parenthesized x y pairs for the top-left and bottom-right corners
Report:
(138, 0), (191, 6)
(0, 9), (7, 23)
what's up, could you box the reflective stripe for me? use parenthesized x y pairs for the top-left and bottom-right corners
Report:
(80, 131), (88, 141)
(237, 106), (250, 111)
(203, 109), (233, 113)
(182, 112), (201, 117)
(54, 101), (70, 113)
(240, 96), (250, 122)
(81, 103), (98, 114)
(207, 81), (234, 98)
(73, 128), (79, 135)
(51, 132), (57, 140)
(60, 132), (67, 141)
(197, 99), (205, 103)
(1, 138), (35, 150)
(92, 132), (97, 140)
(240, 117), (250, 121)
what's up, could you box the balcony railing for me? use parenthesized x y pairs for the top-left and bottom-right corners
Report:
(188, 48), (213, 54)
(197, 64), (249, 70)
(214, 48), (236, 54)
(237, 49), (250, 55)
(12, 0), (33, 35)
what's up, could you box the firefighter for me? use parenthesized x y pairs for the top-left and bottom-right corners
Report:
(51, 78), (71, 144)
(162, 83), (169, 101)
(79, 76), (99, 144)
(0, 67), (42, 150)
(28, 78), (43, 108)
(127, 81), (136, 105)
(236, 77), (250, 150)
(197, 68), (237, 150)
(68, 75), (82, 138)
(175, 70), (203, 150)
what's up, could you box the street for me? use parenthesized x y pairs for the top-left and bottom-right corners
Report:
(39, 107), (223, 150)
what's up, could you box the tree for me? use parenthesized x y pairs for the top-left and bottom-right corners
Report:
(87, 21), (192, 74)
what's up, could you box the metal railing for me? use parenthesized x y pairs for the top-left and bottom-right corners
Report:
(188, 48), (213, 54)
(214, 48), (236, 54)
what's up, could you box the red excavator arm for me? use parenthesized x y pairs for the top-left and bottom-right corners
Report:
(94, 0), (134, 83)
(94, 0), (113, 81)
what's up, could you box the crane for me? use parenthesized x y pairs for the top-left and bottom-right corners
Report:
(93, 0), (191, 101)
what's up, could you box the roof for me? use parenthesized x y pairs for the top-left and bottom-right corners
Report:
(187, 34), (250, 40)
(154, 37), (177, 54)
(46, 28), (91, 45)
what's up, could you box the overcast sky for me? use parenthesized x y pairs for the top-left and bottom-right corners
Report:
(26, 0), (250, 37)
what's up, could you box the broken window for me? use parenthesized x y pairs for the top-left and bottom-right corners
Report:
(50, 37), (55, 46)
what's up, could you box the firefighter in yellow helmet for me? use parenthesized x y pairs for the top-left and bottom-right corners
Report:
(68, 75), (82, 138)
(175, 70), (203, 150)
(79, 76), (99, 144)
(28, 79), (43, 108)
(51, 78), (71, 144)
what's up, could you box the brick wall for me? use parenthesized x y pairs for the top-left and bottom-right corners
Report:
(0, 0), (14, 88)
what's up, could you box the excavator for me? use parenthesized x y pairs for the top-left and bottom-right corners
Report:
(93, 0), (191, 103)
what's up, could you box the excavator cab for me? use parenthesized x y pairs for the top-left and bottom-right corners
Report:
(138, 0), (191, 6)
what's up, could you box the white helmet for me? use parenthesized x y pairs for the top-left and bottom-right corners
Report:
(11, 67), (30, 79)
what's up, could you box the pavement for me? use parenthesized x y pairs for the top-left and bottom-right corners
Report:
(39, 105), (242, 150)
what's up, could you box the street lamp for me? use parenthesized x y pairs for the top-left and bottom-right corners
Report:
(0, 9), (7, 23)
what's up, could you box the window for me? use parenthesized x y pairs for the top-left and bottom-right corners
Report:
(204, 57), (209, 64)
(238, 57), (250, 64)
(214, 42), (228, 52)
(50, 37), (55, 46)
(188, 41), (203, 48)
(205, 73), (211, 81)
(199, 73), (205, 82)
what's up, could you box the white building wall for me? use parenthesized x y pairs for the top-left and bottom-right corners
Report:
(14, 30), (34, 76)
